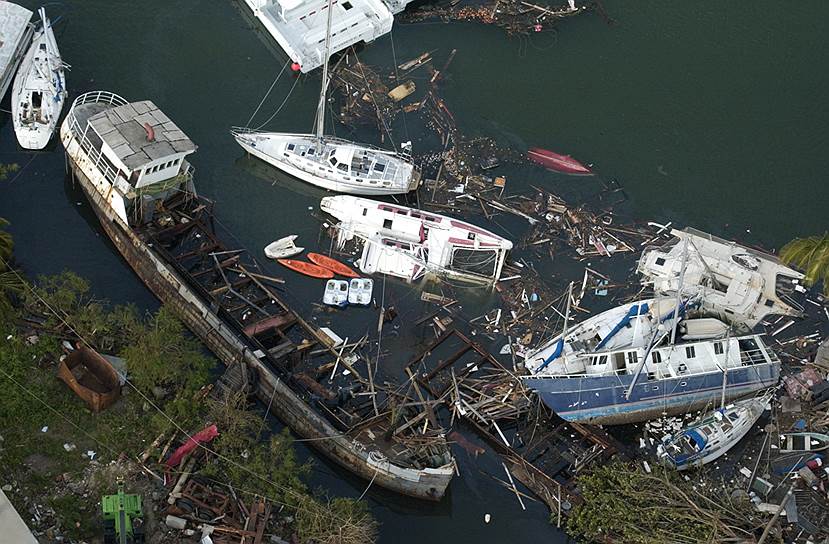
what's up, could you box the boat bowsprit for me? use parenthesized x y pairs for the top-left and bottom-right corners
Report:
(323, 279), (349, 307)
(277, 258), (334, 279)
(348, 278), (373, 306)
(308, 252), (359, 278)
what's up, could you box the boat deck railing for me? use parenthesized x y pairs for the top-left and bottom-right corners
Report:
(65, 91), (129, 187)
(525, 343), (778, 380)
(231, 126), (408, 157)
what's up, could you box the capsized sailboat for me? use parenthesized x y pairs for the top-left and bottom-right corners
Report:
(638, 227), (805, 329)
(12, 7), (66, 150)
(232, 0), (420, 196)
(658, 390), (773, 470)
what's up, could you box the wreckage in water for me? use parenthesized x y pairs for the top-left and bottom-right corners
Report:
(60, 91), (455, 500)
(638, 227), (805, 329)
(321, 195), (513, 284)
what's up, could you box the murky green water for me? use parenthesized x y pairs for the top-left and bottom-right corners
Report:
(1, 1), (827, 541)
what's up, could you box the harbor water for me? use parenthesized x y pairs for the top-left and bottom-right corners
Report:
(1, 1), (827, 542)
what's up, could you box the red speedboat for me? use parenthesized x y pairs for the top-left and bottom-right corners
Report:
(527, 147), (593, 175)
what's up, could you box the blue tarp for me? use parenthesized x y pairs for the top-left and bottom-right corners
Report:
(594, 303), (650, 351)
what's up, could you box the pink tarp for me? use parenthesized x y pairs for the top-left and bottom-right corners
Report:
(166, 424), (219, 467)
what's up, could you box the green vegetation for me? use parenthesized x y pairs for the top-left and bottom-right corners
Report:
(0, 268), (377, 542)
(566, 462), (763, 544)
(780, 232), (829, 296)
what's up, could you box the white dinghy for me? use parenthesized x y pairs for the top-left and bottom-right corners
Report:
(12, 8), (66, 150)
(264, 234), (303, 259)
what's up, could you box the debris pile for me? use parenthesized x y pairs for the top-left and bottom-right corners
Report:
(401, 0), (588, 36)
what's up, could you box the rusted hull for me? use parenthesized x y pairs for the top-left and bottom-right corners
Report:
(66, 163), (453, 501)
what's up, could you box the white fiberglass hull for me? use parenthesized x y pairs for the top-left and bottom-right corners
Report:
(234, 131), (419, 196)
(12, 10), (66, 150)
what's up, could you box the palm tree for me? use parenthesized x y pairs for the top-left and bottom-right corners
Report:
(779, 232), (829, 296)
(0, 217), (12, 265)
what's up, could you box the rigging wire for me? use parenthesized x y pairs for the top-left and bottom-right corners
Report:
(245, 61), (291, 128)
(254, 74), (301, 131)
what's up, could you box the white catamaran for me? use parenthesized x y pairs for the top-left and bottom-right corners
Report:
(232, 0), (420, 195)
(12, 8), (66, 150)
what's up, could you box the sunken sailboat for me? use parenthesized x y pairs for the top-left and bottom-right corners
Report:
(60, 91), (454, 500)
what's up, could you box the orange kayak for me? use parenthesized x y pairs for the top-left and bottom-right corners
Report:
(277, 259), (334, 279)
(307, 253), (359, 278)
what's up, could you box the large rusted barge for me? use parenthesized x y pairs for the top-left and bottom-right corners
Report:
(59, 91), (455, 500)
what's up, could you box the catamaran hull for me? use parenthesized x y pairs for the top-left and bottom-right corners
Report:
(523, 362), (779, 425)
(235, 135), (416, 196)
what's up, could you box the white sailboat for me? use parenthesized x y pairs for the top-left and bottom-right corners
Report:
(12, 8), (66, 150)
(231, 0), (420, 196)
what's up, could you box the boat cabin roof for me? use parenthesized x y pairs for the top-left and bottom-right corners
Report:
(87, 100), (196, 170)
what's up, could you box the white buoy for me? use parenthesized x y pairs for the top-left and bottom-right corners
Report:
(484, 513), (491, 524)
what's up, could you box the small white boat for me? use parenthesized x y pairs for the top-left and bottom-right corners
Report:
(659, 390), (773, 470)
(323, 279), (349, 307)
(264, 235), (303, 259)
(12, 8), (66, 150)
(348, 278), (373, 306)
(779, 432), (829, 453)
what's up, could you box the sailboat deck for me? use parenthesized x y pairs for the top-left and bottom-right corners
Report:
(284, 138), (404, 183)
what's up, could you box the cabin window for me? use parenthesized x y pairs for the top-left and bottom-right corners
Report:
(308, 148), (315, 156)
(383, 219), (393, 229)
(375, 163), (385, 172)
(651, 351), (662, 364)
(342, 0), (353, 8)
(714, 342), (724, 355)
(330, 157), (338, 166)
(613, 352), (626, 371)
(764, 299), (775, 307)
(287, 144), (295, 151)
(337, 164), (348, 172)
(591, 355), (607, 366)
(467, 232), (476, 241)
(362, 208), (368, 216)
(626, 352), (638, 366)
(685, 346), (696, 359)
(655, 257), (665, 266)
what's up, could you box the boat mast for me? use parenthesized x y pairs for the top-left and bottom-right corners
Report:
(560, 282), (573, 367)
(720, 328), (732, 409)
(314, 0), (334, 140)
(670, 237), (691, 345)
